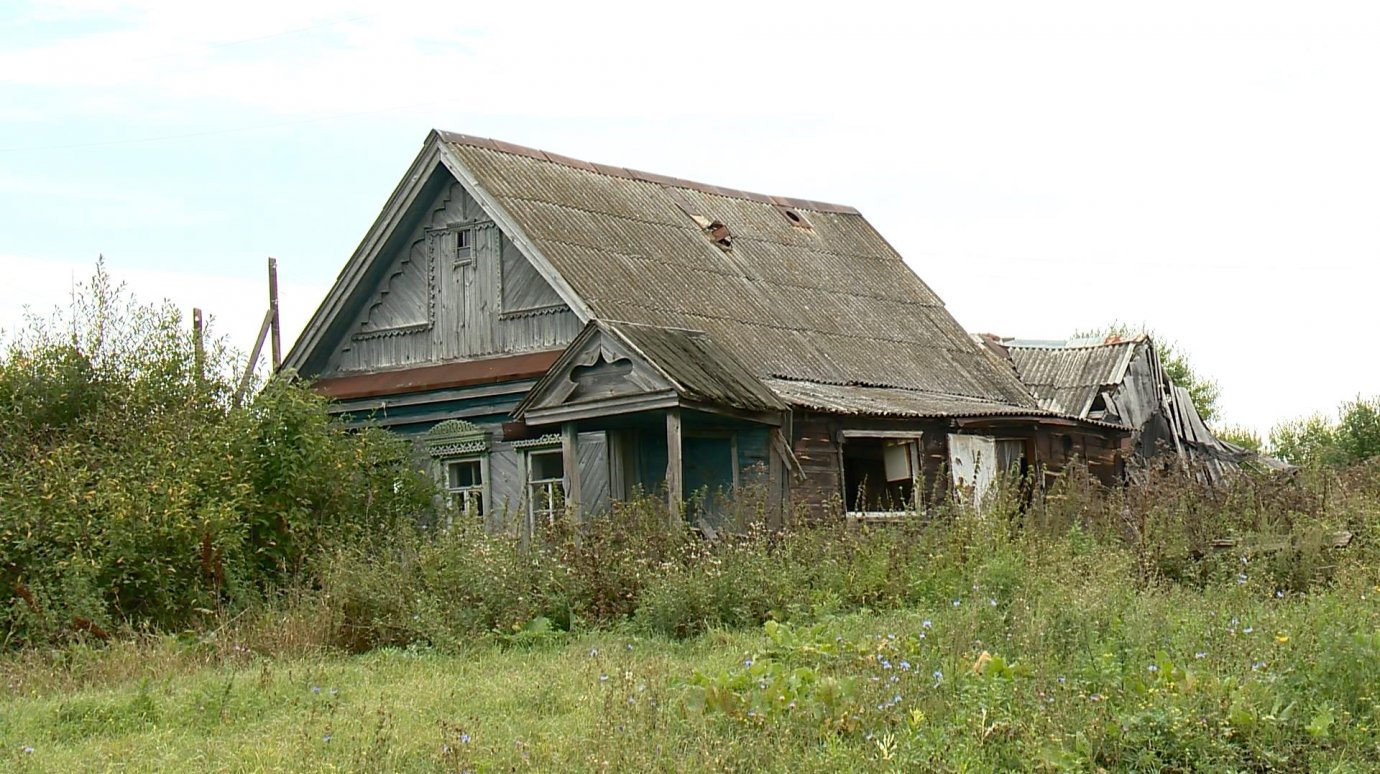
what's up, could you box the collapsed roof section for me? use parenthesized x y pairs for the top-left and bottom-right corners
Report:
(982, 333), (1289, 482)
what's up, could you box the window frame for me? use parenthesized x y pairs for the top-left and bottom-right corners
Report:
(839, 430), (923, 522)
(443, 457), (487, 521)
(422, 419), (494, 529)
(524, 445), (566, 532)
(454, 227), (473, 264)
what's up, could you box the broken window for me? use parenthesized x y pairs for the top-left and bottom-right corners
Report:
(526, 447), (565, 529)
(842, 435), (920, 515)
(445, 458), (485, 518)
(455, 228), (473, 262)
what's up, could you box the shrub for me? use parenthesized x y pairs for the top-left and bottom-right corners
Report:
(0, 265), (432, 647)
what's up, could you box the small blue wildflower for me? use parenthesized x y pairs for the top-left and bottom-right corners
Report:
(881, 658), (892, 670)
(922, 619), (933, 629)
(460, 733), (471, 744)
(1243, 626), (1254, 634)
(1237, 573), (1248, 585)
(899, 660), (911, 671)
(1147, 664), (1158, 673)
(744, 658), (753, 668)
(933, 669), (943, 684)
(329, 688), (338, 697)
(599, 673), (608, 682)
(893, 694), (902, 704)
(323, 735), (331, 743)
(311, 686), (321, 694)
(887, 632), (895, 639)
(23, 746), (34, 754)
(1275, 589), (1285, 598)
(889, 675), (899, 683)
(1252, 660), (1266, 671)
(1195, 651), (1207, 659)
(952, 599), (961, 607)
(588, 648), (599, 657)
(989, 598), (998, 607)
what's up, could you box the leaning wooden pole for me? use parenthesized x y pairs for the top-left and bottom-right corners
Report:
(267, 257), (282, 371)
(234, 308), (274, 405)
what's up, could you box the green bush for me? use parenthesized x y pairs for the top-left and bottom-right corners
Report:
(0, 266), (432, 647)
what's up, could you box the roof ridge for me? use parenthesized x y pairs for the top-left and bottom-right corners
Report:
(1006, 338), (1143, 351)
(433, 128), (861, 215)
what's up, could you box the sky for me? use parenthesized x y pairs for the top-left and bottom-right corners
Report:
(1, 0), (1376, 435)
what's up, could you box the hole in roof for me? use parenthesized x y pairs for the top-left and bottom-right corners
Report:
(780, 207), (811, 229)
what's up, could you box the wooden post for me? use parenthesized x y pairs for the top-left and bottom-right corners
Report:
(267, 257), (282, 371)
(562, 423), (582, 525)
(665, 408), (683, 526)
(192, 307), (205, 385)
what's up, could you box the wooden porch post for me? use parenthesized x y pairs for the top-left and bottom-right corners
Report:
(665, 408), (683, 526)
(562, 423), (582, 524)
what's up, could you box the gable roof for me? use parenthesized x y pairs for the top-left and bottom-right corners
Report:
(515, 320), (786, 423)
(1003, 337), (1142, 417)
(434, 131), (1036, 409)
(289, 130), (1039, 414)
(602, 321), (787, 412)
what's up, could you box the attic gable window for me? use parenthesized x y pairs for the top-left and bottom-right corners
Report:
(455, 228), (473, 262)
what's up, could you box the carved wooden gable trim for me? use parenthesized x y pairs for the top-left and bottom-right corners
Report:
(525, 328), (673, 413)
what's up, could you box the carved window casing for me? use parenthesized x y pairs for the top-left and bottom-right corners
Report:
(424, 420), (492, 525)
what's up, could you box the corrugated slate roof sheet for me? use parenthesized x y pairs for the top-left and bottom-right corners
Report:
(604, 321), (786, 412)
(441, 132), (1037, 411)
(762, 378), (1048, 420)
(1006, 340), (1139, 417)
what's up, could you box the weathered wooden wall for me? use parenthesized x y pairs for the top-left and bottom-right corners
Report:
(324, 176), (582, 376)
(789, 412), (843, 515)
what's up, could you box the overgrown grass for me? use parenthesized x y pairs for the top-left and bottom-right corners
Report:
(2, 542), (1378, 771)
(2, 461), (1378, 771)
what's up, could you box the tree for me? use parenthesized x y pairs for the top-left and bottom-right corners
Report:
(1268, 396), (1380, 467)
(1215, 424), (1263, 453)
(1072, 323), (1222, 424)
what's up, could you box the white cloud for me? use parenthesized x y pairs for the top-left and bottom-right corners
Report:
(2, 0), (1378, 435)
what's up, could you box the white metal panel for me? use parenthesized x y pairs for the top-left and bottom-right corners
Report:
(948, 434), (997, 508)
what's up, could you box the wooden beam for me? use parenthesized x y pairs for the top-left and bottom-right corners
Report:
(310, 350), (562, 400)
(665, 408), (683, 526)
(234, 307), (275, 405)
(562, 423), (582, 525)
(267, 257), (282, 371)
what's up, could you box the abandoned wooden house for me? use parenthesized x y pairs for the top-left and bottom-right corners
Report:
(979, 333), (1286, 484)
(283, 130), (1133, 533)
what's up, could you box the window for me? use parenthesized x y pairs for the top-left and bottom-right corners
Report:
(841, 433), (922, 517)
(423, 419), (492, 526)
(455, 228), (473, 262)
(445, 458), (485, 517)
(526, 448), (565, 528)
